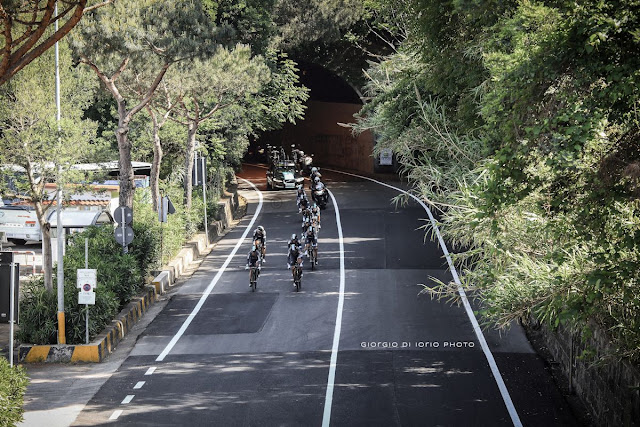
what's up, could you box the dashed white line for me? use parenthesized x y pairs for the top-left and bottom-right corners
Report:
(121, 395), (135, 404)
(144, 367), (156, 376)
(109, 410), (123, 420)
(133, 381), (145, 390)
(321, 188), (345, 427)
(326, 168), (523, 427)
(155, 178), (263, 362)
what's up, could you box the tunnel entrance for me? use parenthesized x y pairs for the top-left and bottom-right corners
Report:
(254, 61), (385, 175)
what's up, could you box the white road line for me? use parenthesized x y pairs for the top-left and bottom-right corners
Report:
(325, 168), (523, 427)
(156, 178), (263, 362)
(321, 188), (346, 427)
(109, 410), (123, 420)
(133, 381), (145, 389)
(144, 367), (156, 376)
(121, 395), (135, 404)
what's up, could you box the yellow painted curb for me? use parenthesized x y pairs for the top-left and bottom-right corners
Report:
(71, 345), (100, 362)
(23, 345), (51, 363)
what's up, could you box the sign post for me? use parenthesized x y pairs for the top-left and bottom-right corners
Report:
(193, 152), (208, 245)
(114, 206), (134, 254)
(77, 266), (97, 344)
(9, 258), (16, 367)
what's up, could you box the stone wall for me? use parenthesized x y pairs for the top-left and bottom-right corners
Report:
(528, 318), (640, 426)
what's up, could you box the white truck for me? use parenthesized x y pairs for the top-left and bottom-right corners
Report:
(0, 204), (42, 245)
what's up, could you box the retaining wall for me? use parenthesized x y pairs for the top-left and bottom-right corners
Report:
(527, 319), (640, 426)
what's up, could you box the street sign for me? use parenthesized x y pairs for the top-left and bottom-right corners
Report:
(78, 291), (95, 305)
(379, 148), (393, 166)
(77, 268), (97, 306)
(77, 269), (97, 289)
(114, 206), (133, 225)
(192, 155), (206, 186)
(114, 225), (134, 246)
(158, 196), (176, 223)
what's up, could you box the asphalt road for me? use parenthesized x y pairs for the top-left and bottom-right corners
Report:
(70, 164), (581, 426)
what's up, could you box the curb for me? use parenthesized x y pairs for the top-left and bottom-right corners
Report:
(19, 285), (157, 363)
(17, 185), (243, 363)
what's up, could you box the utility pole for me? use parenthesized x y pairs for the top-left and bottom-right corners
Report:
(54, 1), (66, 344)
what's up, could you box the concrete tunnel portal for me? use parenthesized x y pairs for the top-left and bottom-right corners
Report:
(254, 61), (392, 175)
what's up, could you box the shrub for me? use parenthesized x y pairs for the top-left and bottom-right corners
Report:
(0, 358), (28, 427)
(65, 226), (142, 307)
(16, 277), (57, 345)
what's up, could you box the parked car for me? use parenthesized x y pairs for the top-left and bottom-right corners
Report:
(266, 161), (304, 190)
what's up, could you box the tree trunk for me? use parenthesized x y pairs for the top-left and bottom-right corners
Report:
(149, 108), (163, 212)
(116, 100), (135, 209)
(183, 121), (197, 210)
(41, 223), (53, 292)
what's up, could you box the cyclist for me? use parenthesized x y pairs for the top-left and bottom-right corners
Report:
(287, 243), (303, 287)
(303, 225), (318, 265)
(288, 233), (301, 249)
(245, 245), (261, 287)
(296, 185), (308, 213)
(311, 203), (321, 229)
(253, 225), (266, 262)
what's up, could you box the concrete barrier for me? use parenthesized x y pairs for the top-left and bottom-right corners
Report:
(152, 271), (170, 294)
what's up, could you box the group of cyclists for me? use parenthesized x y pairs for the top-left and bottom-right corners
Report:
(245, 168), (326, 290)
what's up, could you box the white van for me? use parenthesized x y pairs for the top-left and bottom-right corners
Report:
(0, 205), (42, 245)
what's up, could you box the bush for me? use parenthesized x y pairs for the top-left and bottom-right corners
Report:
(18, 179), (222, 345)
(16, 278), (57, 345)
(65, 226), (142, 307)
(0, 358), (28, 427)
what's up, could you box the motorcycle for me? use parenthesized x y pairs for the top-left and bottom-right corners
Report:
(312, 187), (329, 209)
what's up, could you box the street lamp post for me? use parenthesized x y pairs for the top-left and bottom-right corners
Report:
(54, 1), (66, 344)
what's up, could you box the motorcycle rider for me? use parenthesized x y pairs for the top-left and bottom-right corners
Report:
(253, 225), (267, 262)
(309, 167), (322, 189)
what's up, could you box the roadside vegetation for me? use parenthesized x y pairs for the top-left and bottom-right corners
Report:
(1, 0), (308, 346)
(0, 357), (28, 426)
(353, 0), (640, 363)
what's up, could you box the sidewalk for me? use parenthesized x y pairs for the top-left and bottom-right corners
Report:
(15, 298), (169, 427)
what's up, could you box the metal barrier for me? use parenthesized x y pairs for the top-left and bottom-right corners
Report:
(8, 250), (37, 275)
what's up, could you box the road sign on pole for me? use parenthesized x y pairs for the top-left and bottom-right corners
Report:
(115, 206), (134, 253)
(114, 206), (133, 225)
(114, 225), (134, 246)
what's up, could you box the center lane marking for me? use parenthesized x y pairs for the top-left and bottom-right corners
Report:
(156, 178), (264, 362)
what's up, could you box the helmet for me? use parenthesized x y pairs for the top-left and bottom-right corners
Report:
(314, 177), (320, 183)
(312, 203), (317, 208)
(258, 226), (264, 233)
(311, 167), (318, 173)
(291, 233), (297, 240)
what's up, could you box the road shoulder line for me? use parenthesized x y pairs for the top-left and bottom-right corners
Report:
(325, 168), (523, 427)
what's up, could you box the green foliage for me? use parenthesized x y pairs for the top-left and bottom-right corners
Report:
(65, 227), (143, 308)
(0, 358), (28, 427)
(358, 0), (640, 362)
(16, 278), (58, 345)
